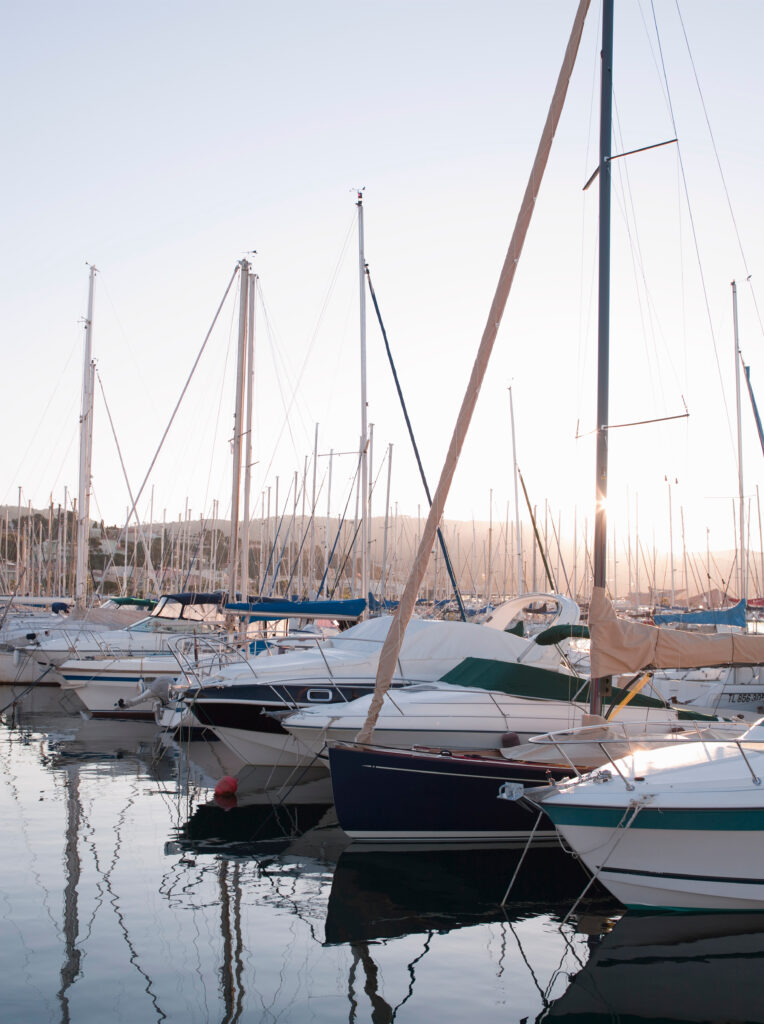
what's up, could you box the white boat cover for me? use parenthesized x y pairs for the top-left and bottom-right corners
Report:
(590, 586), (764, 678)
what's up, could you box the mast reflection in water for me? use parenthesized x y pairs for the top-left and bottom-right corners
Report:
(5, 684), (760, 1024)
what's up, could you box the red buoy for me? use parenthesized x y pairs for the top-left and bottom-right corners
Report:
(214, 775), (238, 797)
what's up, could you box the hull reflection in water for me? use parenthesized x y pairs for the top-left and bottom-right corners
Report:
(547, 910), (764, 1022)
(325, 844), (620, 945)
(171, 800), (337, 856)
(0, 682), (176, 779)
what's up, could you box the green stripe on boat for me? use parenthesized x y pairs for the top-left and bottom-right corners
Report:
(543, 803), (764, 830)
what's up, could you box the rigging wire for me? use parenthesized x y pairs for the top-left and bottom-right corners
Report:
(610, 93), (679, 414)
(198, 280), (239, 524)
(97, 272), (156, 412)
(109, 265), (239, 566)
(2, 330), (80, 508)
(575, 0), (602, 432)
(674, 0), (764, 340)
(94, 367), (160, 594)
(254, 212), (357, 492)
(649, 0), (735, 455)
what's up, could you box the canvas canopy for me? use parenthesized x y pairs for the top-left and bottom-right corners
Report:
(226, 598), (366, 621)
(652, 600), (746, 628)
(590, 586), (764, 678)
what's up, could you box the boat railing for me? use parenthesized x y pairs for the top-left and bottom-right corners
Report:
(164, 633), (420, 710)
(528, 720), (764, 788)
(32, 627), (125, 659)
(165, 633), (255, 687)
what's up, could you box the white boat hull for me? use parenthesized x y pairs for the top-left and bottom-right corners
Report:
(556, 821), (764, 910)
(212, 724), (322, 768)
(60, 658), (180, 718)
(0, 650), (63, 686)
(537, 731), (764, 910)
(284, 686), (696, 760)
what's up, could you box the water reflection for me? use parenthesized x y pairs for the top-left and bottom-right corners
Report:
(325, 846), (613, 944)
(4, 684), (761, 1024)
(545, 910), (764, 1023)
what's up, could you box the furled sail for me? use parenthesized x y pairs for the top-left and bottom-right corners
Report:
(590, 586), (764, 678)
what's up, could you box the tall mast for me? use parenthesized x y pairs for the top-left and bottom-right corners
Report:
(357, 192), (369, 612)
(240, 271), (257, 597)
(668, 477), (675, 605)
(733, 280), (746, 601)
(590, 0), (614, 715)
(681, 505), (689, 608)
(381, 444), (393, 603)
(509, 387), (523, 594)
(228, 259), (249, 600)
(310, 424), (318, 595)
(75, 264), (96, 609)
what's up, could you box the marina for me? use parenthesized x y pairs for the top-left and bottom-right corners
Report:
(5, 1), (764, 1020)
(6, 681), (764, 1024)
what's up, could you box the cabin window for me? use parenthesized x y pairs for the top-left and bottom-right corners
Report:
(306, 688), (333, 703)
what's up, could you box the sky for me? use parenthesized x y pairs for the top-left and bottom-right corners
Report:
(3, 0), (764, 585)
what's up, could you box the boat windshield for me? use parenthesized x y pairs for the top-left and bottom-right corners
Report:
(151, 596), (225, 622)
(126, 617), (223, 634)
(124, 596), (227, 631)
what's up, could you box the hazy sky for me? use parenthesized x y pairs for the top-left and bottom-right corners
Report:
(3, 0), (764, 568)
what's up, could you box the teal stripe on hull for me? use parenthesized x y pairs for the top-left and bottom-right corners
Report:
(544, 803), (764, 831)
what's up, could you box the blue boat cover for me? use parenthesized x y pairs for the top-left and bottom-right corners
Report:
(653, 599), (747, 628)
(226, 597), (366, 620)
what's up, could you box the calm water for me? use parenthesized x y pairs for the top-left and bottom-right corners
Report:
(2, 685), (763, 1024)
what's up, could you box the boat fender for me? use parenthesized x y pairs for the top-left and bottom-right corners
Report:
(501, 732), (521, 748)
(214, 776), (238, 798)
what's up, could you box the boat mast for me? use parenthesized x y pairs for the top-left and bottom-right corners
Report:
(509, 386), (524, 594)
(668, 477), (675, 605)
(357, 192), (369, 612)
(733, 279), (746, 601)
(381, 444), (393, 603)
(75, 264), (96, 610)
(240, 270), (256, 597)
(228, 259), (250, 600)
(590, 0), (614, 715)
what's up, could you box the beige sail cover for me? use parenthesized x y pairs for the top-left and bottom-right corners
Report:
(589, 585), (764, 677)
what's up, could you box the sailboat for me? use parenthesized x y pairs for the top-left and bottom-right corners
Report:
(503, 1), (764, 911)
(529, 590), (764, 910)
(277, 0), (741, 847)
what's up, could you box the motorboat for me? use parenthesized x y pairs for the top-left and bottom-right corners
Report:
(0, 598), (153, 686)
(526, 717), (764, 910)
(282, 664), (720, 764)
(60, 597), (364, 720)
(31, 592), (231, 669)
(176, 593), (585, 766)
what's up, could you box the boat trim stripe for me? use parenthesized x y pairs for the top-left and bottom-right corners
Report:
(602, 865), (764, 887)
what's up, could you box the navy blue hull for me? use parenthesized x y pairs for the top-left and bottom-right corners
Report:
(328, 743), (572, 843)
